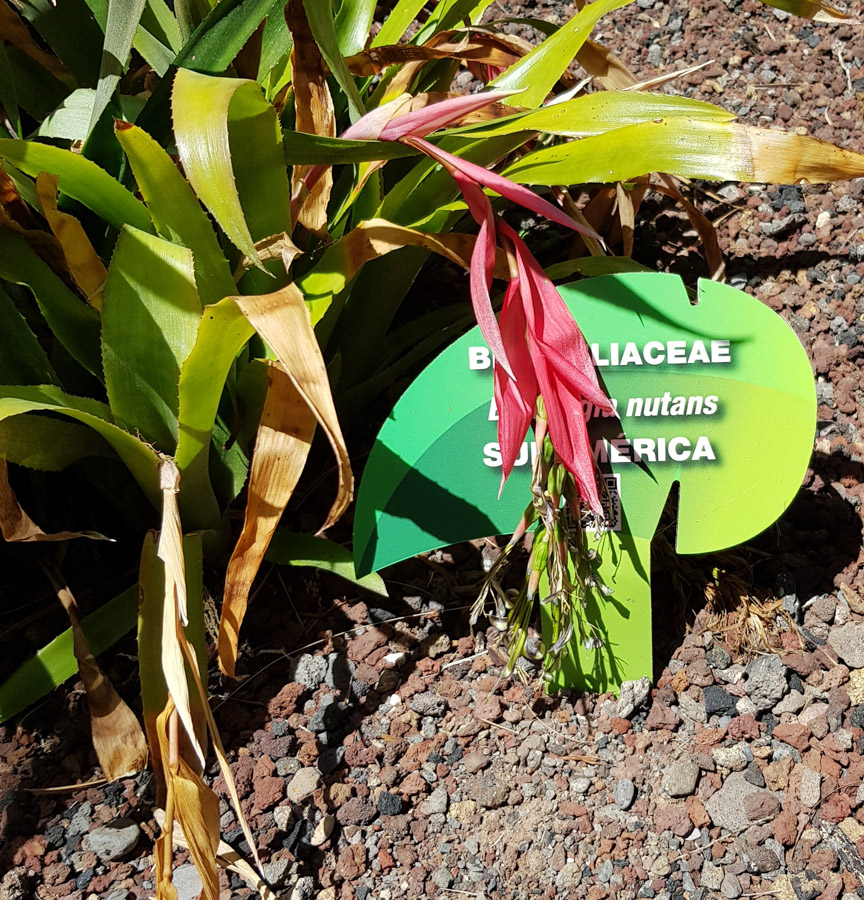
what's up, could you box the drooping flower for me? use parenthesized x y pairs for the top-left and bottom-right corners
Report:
(304, 91), (615, 514)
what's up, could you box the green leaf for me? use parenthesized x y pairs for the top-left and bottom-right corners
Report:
(133, 25), (175, 77)
(491, 0), (636, 106)
(336, 0), (376, 56)
(102, 226), (202, 452)
(0, 584), (138, 724)
(135, 0), (281, 147)
(0, 385), (162, 507)
(14, 0), (102, 86)
(38, 89), (145, 142)
(258, 0), (293, 83)
(0, 139), (152, 234)
(0, 46), (69, 121)
(0, 413), (114, 470)
(378, 132), (531, 227)
(301, 0), (366, 121)
(89, 0), (147, 136)
(449, 91), (737, 139)
(282, 129), (417, 164)
(266, 531), (388, 596)
(414, 0), (493, 41)
(373, 0), (427, 47)
(0, 284), (56, 385)
(338, 304), (474, 419)
(175, 297), (255, 531)
(175, 0), (216, 43)
(116, 121), (235, 306)
(0, 231), (102, 377)
(172, 69), (291, 267)
(502, 118), (864, 186)
(142, 0), (183, 54)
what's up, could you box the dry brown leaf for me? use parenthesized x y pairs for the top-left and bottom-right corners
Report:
(233, 284), (353, 531)
(286, 0), (335, 237)
(157, 458), (206, 768)
(218, 362), (317, 678)
(153, 700), (220, 900)
(0, 459), (110, 542)
(333, 217), (510, 283)
(615, 182), (635, 258)
(154, 809), (278, 900)
(36, 173), (107, 310)
(0, 162), (36, 227)
(42, 564), (148, 780)
(234, 231), (303, 279)
(344, 31), (528, 75)
(654, 175), (726, 281)
(576, 39), (639, 91)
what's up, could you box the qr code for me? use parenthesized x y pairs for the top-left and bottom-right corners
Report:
(585, 474), (622, 532)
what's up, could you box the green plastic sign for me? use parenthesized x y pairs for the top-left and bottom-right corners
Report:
(354, 273), (816, 692)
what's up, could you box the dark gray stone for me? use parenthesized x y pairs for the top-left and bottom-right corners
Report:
(704, 685), (738, 716)
(377, 791), (403, 816)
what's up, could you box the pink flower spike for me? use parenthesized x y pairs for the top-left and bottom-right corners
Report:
(341, 95), (414, 141)
(450, 168), (514, 380)
(378, 90), (519, 142)
(407, 137), (601, 243)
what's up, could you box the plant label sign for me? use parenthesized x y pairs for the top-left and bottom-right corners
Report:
(354, 273), (816, 692)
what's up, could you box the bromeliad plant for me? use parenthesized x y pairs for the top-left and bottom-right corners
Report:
(0, 0), (862, 892)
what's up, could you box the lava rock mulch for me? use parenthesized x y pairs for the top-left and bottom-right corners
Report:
(4, 0), (864, 897)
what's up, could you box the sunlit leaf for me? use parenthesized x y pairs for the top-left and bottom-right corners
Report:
(115, 121), (235, 307)
(414, 0), (494, 42)
(502, 118), (864, 186)
(175, 299), (253, 532)
(372, 0), (427, 47)
(335, 0), (376, 56)
(218, 363), (317, 677)
(36, 173), (108, 310)
(89, 0), (147, 136)
(457, 90), (735, 139)
(0, 139), (152, 233)
(102, 227), (201, 452)
(233, 284), (353, 530)
(37, 89), (144, 142)
(491, 0), (636, 106)
(172, 69), (290, 268)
